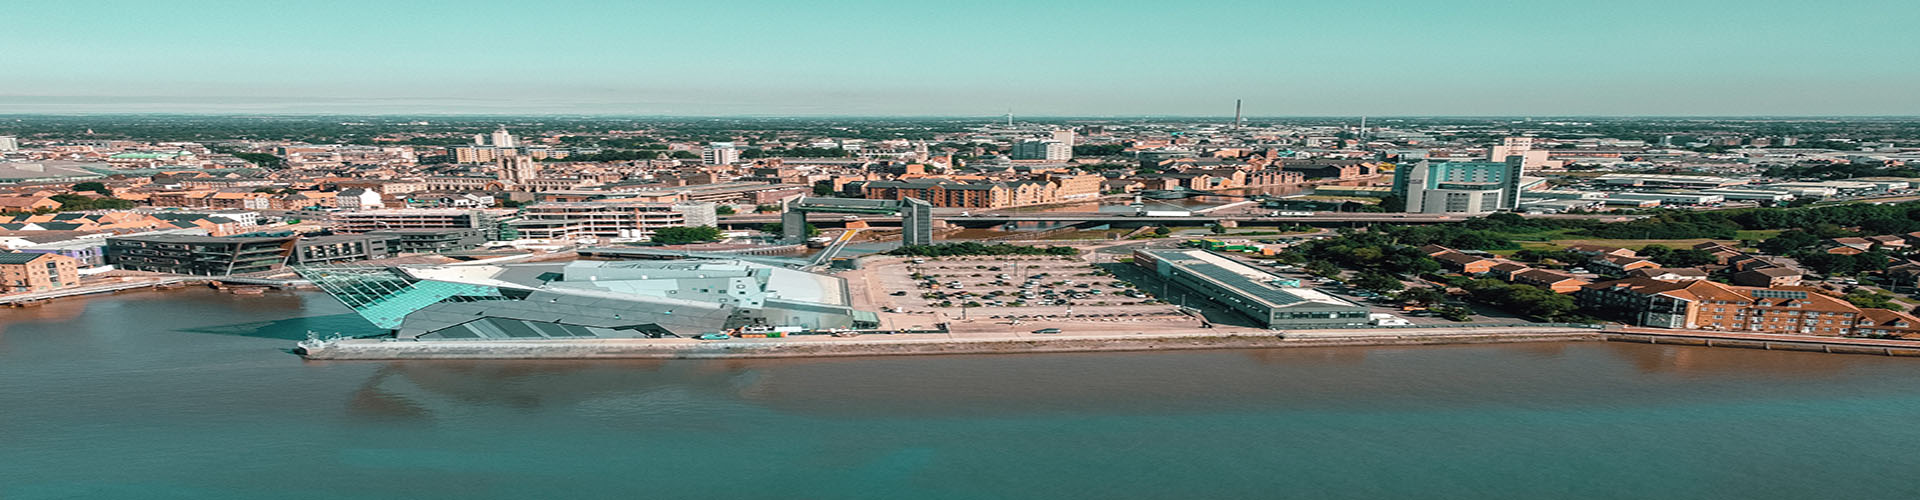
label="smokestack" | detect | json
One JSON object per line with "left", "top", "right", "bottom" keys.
{"left": 1233, "top": 99, "right": 1242, "bottom": 129}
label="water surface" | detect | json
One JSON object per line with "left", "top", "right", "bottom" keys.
{"left": 3, "top": 289, "right": 1918, "bottom": 499}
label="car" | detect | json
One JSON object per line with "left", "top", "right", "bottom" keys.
{"left": 1031, "top": 328, "right": 1062, "bottom": 334}
{"left": 695, "top": 333, "right": 732, "bottom": 340}
{"left": 891, "top": 291, "right": 908, "bottom": 296}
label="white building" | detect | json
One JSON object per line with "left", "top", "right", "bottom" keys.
{"left": 0, "top": 136, "right": 18, "bottom": 151}
{"left": 1489, "top": 136, "right": 1555, "bottom": 171}
{"left": 1392, "top": 159, "right": 1525, "bottom": 215}
{"left": 703, "top": 142, "right": 741, "bottom": 165}
{"left": 489, "top": 127, "right": 516, "bottom": 148}
{"left": 1011, "top": 140, "right": 1071, "bottom": 161}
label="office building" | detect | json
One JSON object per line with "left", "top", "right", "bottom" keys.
{"left": 1011, "top": 139, "right": 1071, "bottom": 161}
{"left": 1133, "top": 249, "right": 1367, "bottom": 327}
{"left": 489, "top": 126, "right": 516, "bottom": 148}
{"left": 105, "top": 234, "right": 296, "bottom": 276}
{"left": 509, "top": 201, "right": 717, "bottom": 240}
{"left": 331, "top": 209, "right": 494, "bottom": 233}
{"left": 0, "top": 136, "right": 18, "bottom": 151}
{"left": 291, "top": 234, "right": 391, "bottom": 265}
{"left": 367, "top": 228, "right": 486, "bottom": 253}
{"left": 703, "top": 142, "right": 740, "bottom": 165}
{"left": 1392, "top": 158, "right": 1525, "bottom": 215}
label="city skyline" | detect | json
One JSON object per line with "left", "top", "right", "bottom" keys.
{"left": 6, "top": 0, "right": 1919, "bottom": 116}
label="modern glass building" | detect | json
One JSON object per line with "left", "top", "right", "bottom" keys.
{"left": 297, "top": 259, "right": 879, "bottom": 339}
{"left": 1133, "top": 249, "right": 1368, "bottom": 328}
{"left": 1391, "top": 158, "right": 1525, "bottom": 215}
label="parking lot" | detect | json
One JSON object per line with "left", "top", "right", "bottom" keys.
{"left": 865, "top": 255, "right": 1185, "bottom": 320}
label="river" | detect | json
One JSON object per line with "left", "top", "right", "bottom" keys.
{"left": 3, "top": 288, "right": 1918, "bottom": 499}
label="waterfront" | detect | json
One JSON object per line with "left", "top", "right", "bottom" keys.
{"left": 5, "top": 289, "right": 1920, "bottom": 499}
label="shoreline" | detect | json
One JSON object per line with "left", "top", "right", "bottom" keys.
{"left": 299, "top": 328, "right": 1605, "bottom": 360}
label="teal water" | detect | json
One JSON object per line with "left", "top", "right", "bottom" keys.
{"left": 4, "top": 288, "right": 1920, "bottom": 499}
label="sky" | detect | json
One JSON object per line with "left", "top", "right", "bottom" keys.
{"left": 3, "top": 0, "right": 1918, "bottom": 116}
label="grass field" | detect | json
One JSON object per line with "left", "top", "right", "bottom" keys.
{"left": 1479, "top": 228, "right": 1781, "bottom": 256}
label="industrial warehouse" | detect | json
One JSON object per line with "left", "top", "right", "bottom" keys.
{"left": 1133, "top": 248, "right": 1369, "bottom": 327}
{"left": 295, "top": 259, "right": 878, "bottom": 340}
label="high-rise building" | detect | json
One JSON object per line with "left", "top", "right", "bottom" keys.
{"left": 1011, "top": 140, "right": 1071, "bottom": 161}
{"left": 703, "top": 142, "right": 740, "bottom": 165}
{"left": 0, "top": 136, "right": 18, "bottom": 151}
{"left": 497, "top": 154, "right": 538, "bottom": 185}
{"left": 1051, "top": 129, "right": 1076, "bottom": 148}
{"left": 490, "top": 126, "right": 516, "bottom": 148}
{"left": 1392, "top": 158, "right": 1525, "bottom": 215}
{"left": 1489, "top": 136, "right": 1552, "bottom": 171}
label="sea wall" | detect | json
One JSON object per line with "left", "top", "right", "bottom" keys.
{"left": 300, "top": 329, "right": 1604, "bottom": 361}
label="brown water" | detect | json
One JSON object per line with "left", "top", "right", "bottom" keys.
{"left": 4, "top": 288, "right": 1920, "bottom": 499}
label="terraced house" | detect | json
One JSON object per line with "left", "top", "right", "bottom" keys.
{"left": 1577, "top": 278, "right": 1920, "bottom": 336}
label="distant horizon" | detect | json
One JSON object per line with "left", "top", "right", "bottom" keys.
{"left": 9, "top": 0, "right": 1920, "bottom": 117}
{"left": 4, "top": 108, "right": 1919, "bottom": 121}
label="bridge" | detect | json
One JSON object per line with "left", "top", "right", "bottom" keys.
{"left": 719, "top": 211, "right": 1638, "bottom": 230}
{"left": 781, "top": 197, "right": 932, "bottom": 246}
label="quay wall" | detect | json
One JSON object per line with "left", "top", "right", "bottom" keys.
{"left": 1604, "top": 332, "right": 1920, "bottom": 357}
{"left": 301, "top": 329, "right": 1603, "bottom": 361}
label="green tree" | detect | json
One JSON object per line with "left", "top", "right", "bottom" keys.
{"left": 1152, "top": 226, "right": 1172, "bottom": 237}
{"left": 232, "top": 152, "right": 286, "bottom": 169}
{"left": 812, "top": 183, "right": 835, "bottom": 196}
{"left": 755, "top": 204, "right": 780, "bottom": 213}
{"left": 651, "top": 226, "right": 723, "bottom": 245}
{"left": 1396, "top": 286, "right": 1446, "bottom": 306}
{"left": 715, "top": 205, "right": 736, "bottom": 216}
{"left": 1304, "top": 260, "right": 1342, "bottom": 279}
{"left": 1208, "top": 224, "right": 1228, "bottom": 234}
{"left": 1377, "top": 195, "right": 1406, "bottom": 212}
{"left": 71, "top": 182, "right": 110, "bottom": 195}
{"left": 1352, "top": 271, "right": 1405, "bottom": 293}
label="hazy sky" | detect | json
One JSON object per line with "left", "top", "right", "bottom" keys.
{"left": 4, "top": 0, "right": 1918, "bottom": 116}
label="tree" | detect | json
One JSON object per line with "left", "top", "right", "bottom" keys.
{"left": 1377, "top": 195, "right": 1406, "bottom": 213}
{"left": 1844, "top": 289, "right": 1897, "bottom": 310}
{"left": 1152, "top": 226, "right": 1171, "bottom": 237}
{"left": 1396, "top": 286, "right": 1446, "bottom": 306}
{"left": 651, "top": 226, "right": 723, "bottom": 245}
{"left": 668, "top": 151, "right": 700, "bottom": 159}
{"left": 1759, "top": 230, "right": 1821, "bottom": 256}
{"left": 812, "top": 183, "right": 835, "bottom": 196}
{"left": 715, "top": 205, "right": 736, "bottom": 216}
{"left": 231, "top": 150, "right": 286, "bottom": 169}
{"left": 1304, "top": 260, "right": 1342, "bottom": 279}
{"left": 1208, "top": 224, "right": 1228, "bottom": 234}
{"left": 1352, "top": 271, "right": 1405, "bottom": 293}
{"left": 755, "top": 204, "right": 780, "bottom": 213}
{"left": 71, "top": 182, "right": 110, "bottom": 195}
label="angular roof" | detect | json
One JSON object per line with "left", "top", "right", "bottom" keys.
{"left": 0, "top": 252, "right": 52, "bottom": 264}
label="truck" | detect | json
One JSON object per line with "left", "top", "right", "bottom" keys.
{"left": 1139, "top": 210, "right": 1192, "bottom": 217}
{"left": 1274, "top": 211, "right": 1314, "bottom": 217}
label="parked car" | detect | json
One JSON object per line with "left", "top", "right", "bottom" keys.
{"left": 1031, "top": 328, "right": 1062, "bottom": 334}
{"left": 695, "top": 333, "right": 731, "bottom": 340}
